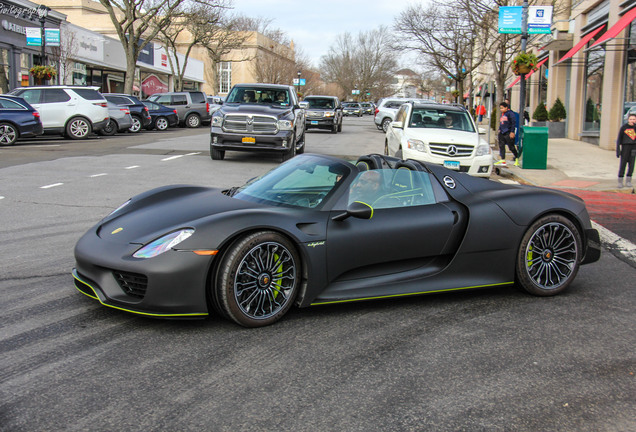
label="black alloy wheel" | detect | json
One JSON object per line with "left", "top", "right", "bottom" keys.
{"left": 99, "top": 119, "right": 117, "bottom": 136}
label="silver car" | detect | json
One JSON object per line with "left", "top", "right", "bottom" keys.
{"left": 374, "top": 98, "right": 412, "bottom": 132}
{"left": 99, "top": 101, "right": 133, "bottom": 136}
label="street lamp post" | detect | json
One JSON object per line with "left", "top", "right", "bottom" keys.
{"left": 296, "top": 70, "right": 301, "bottom": 95}
{"left": 39, "top": 6, "right": 50, "bottom": 65}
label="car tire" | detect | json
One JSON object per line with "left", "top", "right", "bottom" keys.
{"left": 384, "top": 140, "right": 389, "bottom": 156}
{"left": 99, "top": 119, "right": 117, "bottom": 136}
{"left": 338, "top": 121, "right": 342, "bottom": 132}
{"left": 66, "top": 117, "right": 92, "bottom": 139}
{"left": 155, "top": 117, "right": 169, "bottom": 131}
{"left": 186, "top": 113, "right": 201, "bottom": 128}
{"left": 129, "top": 116, "right": 142, "bottom": 133}
{"left": 296, "top": 131, "right": 305, "bottom": 154}
{"left": 211, "top": 147, "right": 225, "bottom": 160}
{"left": 331, "top": 123, "right": 337, "bottom": 134}
{"left": 0, "top": 122, "right": 18, "bottom": 146}
{"left": 516, "top": 214, "right": 582, "bottom": 296}
{"left": 376, "top": 124, "right": 383, "bottom": 131}
{"left": 381, "top": 117, "right": 391, "bottom": 133}
{"left": 215, "top": 231, "right": 300, "bottom": 327}
{"left": 281, "top": 134, "right": 297, "bottom": 162}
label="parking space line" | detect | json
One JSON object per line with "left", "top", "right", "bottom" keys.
{"left": 161, "top": 155, "right": 183, "bottom": 161}
{"left": 125, "top": 165, "right": 140, "bottom": 170}
{"left": 0, "top": 196, "right": 4, "bottom": 200}
{"left": 185, "top": 152, "right": 201, "bottom": 156}
{"left": 90, "top": 173, "right": 108, "bottom": 178}
{"left": 40, "top": 183, "right": 63, "bottom": 189}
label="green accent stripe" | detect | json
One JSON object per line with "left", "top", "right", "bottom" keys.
{"left": 72, "top": 272, "right": 208, "bottom": 318}
{"left": 310, "top": 281, "right": 515, "bottom": 306}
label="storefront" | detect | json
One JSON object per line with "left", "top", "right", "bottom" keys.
{"left": 0, "top": 0, "right": 64, "bottom": 91}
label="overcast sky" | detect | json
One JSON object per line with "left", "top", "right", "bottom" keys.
{"left": 231, "top": 0, "right": 422, "bottom": 69}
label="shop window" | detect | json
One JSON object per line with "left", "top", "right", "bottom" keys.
{"left": 219, "top": 62, "right": 231, "bottom": 93}
{"left": 73, "top": 62, "right": 87, "bottom": 86}
{"left": 0, "top": 48, "right": 10, "bottom": 93}
{"left": 583, "top": 35, "right": 605, "bottom": 132}
{"left": 624, "top": 21, "right": 636, "bottom": 121}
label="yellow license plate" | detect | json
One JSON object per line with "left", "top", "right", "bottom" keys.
{"left": 242, "top": 137, "right": 256, "bottom": 144}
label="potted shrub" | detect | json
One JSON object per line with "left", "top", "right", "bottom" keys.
{"left": 547, "top": 97, "right": 567, "bottom": 138}
{"left": 511, "top": 52, "right": 539, "bottom": 75}
{"left": 532, "top": 102, "right": 548, "bottom": 127}
{"left": 29, "top": 65, "right": 57, "bottom": 82}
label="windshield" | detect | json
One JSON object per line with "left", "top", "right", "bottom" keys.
{"left": 408, "top": 108, "right": 475, "bottom": 132}
{"left": 233, "top": 155, "right": 350, "bottom": 208}
{"left": 226, "top": 87, "right": 291, "bottom": 106}
{"left": 305, "top": 98, "right": 335, "bottom": 109}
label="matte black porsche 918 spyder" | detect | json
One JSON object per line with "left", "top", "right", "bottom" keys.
{"left": 73, "top": 153, "right": 601, "bottom": 327}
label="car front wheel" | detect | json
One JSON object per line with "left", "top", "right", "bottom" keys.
{"left": 214, "top": 231, "right": 300, "bottom": 327}
{"left": 211, "top": 147, "right": 225, "bottom": 160}
{"left": 0, "top": 122, "right": 18, "bottom": 146}
{"left": 66, "top": 117, "right": 92, "bottom": 139}
{"left": 516, "top": 214, "right": 582, "bottom": 296}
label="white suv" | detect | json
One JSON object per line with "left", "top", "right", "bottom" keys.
{"left": 385, "top": 102, "right": 493, "bottom": 177}
{"left": 374, "top": 98, "right": 412, "bottom": 132}
{"left": 9, "top": 86, "right": 109, "bottom": 139}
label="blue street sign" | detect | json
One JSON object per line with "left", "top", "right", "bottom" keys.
{"left": 45, "top": 29, "right": 60, "bottom": 46}
{"left": 498, "top": 6, "right": 522, "bottom": 34}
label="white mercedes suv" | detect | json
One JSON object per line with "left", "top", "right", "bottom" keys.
{"left": 385, "top": 102, "right": 493, "bottom": 177}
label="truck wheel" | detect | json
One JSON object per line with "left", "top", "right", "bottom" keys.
{"left": 211, "top": 147, "right": 225, "bottom": 160}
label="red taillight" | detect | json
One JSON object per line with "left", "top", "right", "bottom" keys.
{"left": 120, "top": 108, "right": 130, "bottom": 115}
{"left": 94, "top": 102, "right": 108, "bottom": 108}
{"left": 33, "top": 111, "right": 40, "bottom": 118}
{"left": 206, "top": 102, "right": 210, "bottom": 113}
{"left": 144, "top": 107, "right": 149, "bottom": 113}
{"left": 374, "top": 108, "right": 379, "bottom": 117}
{"left": 173, "top": 109, "right": 177, "bottom": 115}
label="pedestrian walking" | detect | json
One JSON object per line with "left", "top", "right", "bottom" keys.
{"left": 476, "top": 104, "right": 486, "bottom": 123}
{"left": 616, "top": 113, "right": 636, "bottom": 188}
{"left": 495, "top": 102, "right": 520, "bottom": 166}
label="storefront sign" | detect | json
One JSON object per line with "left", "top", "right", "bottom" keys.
{"left": 142, "top": 74, "right": 168, "bottom": 96}
{"left": 137, "top": 40, "right": 154, "bottom": 65}
{"left": 45, "top": 28, "right": 60, "bottom": 46}
{"left": 2, "top": 19, "right": 26, "bottom": 34}
{"left": 499, "top": 6, "right": 522, "bottom": 34}
{"left": 25, "top": 26, "right": 40, "bottom": 45}
{"left": 0, "top": 1, "right": 45, "bottom": 21}
{"left": 528, "top": 6, "right": 553, "bottom": 34}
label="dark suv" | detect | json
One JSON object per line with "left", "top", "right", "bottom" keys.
{"left": 210, "top": 83, "right": 305, "bottom": 162}
{"left": 303, "top": 95, "right": 342, "bottom": 133}
{"left": 103, "top": 94, "right": 151, "bottom": 133}
{"left": 147, "top": 91, "right": 210, "bottom": 128}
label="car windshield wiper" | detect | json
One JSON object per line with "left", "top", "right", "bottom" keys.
{"left": 223, "top": 186, "right": 240, "bottom": 197}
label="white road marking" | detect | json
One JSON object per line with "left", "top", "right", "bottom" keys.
{"left": 593, "top": 221, "right": 636, "bottom": 263}
{"left": 185, "top": 152, "right": 201, "bottom": 156}
{"left": 40, "top": 183, "right": 63, "bottom": 189}
{"left": 161, "top": 155, "right": 183, "bottom": 161}
{"left": 0, "top": 196, "right": 4, "bottom": 200}
{"left": 125, "top": 165, "right": 140, "bottom": 169}
{"left": 90, "top": 173, "right": 108, "bottom": 178}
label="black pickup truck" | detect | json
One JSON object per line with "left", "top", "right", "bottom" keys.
{"left": 210, "top": 83, "right": 306, "bottom": 162}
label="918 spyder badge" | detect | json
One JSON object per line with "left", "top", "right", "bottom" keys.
{"left": 307, "top": 241, "right": 325, "bottom": 248}
{"left": 111, "top": 227, "right": 123, "bottom": 234}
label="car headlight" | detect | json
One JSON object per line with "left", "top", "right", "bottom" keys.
{"left": 407, "top": 139, "right": 427, "bottom": 152}
{"left": 324, "top": 111, "right": 335, "bottom": 117}
{"left": 278, "top": 119, "right": 294, "bottom": 130}
{"left": 211, "top": 115, "right": 223, "bottom": 127}
{"left": 475, "top": 143, "right": 491, "bottom": 156}
{"left": 133, "top": 229, "right": 194, "bottom": 259}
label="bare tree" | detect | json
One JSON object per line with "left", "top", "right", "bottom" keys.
{"left": 49, "top": 23, "right": 79, "bottom": 85}
{"left": 98, "top": 0, "right": 186, "bottom": 94}
{"left": 320, "top": 27, "right": 397, "bottom": 101}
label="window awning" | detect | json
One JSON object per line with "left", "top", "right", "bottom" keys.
{"left": 507, "top": 76, "right": 521, "bottom": 89}
{"left": 555, "top": 25, "right": 606, "bottom": 64}
{"left": 590, "top": 7, "right": 636, "bottom": 47}
{"left": 526, "top": 57, "right": 549, "bottom": 78}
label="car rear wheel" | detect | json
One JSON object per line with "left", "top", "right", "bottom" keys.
{"left": 516, "top": 214, "right": 582, "bottom": 296}
{"left": 211, "top": 147, "right": 225, "bottom": 160}
{"left": 0, "top": 122, "right": 18, "bottom": 146}
{"left": 384, "top": 140, "right": 389, "bottom": 156}
{"left": 186, "top": 113, "right": 201, "bottom": 128}
{"left": 215, "top": 231, "right": 300, "bottom": 327}
{"left": 99, "top": 119, "right": 117, "bottom": 136}
{"left": 338, "top": 121, "right": 342, "bottom": 132}
{"left": 129, "top": 116, "right": 142, "bottom": 133}
{"left": 381, "top": 117, "right": 391, "bottom": 132}
{"left": 155, "top": 116, "right": 169, "bottom": 131}
{"left": 66, "top": 117, "right": 91, "bottom": 139}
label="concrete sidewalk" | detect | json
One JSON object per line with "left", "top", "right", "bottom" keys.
{"left": 496, "top": 137, "right": 635, "bottom": 193}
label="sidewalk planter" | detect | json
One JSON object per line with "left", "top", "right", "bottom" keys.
{"left": 548, "top": 121, "right": 566, "bottom": 138}
{"left": 521, "top": 126, "right": 548, "bottom": 169}
{"left": 531, "top": 121, "right": 547, "bottom": 127}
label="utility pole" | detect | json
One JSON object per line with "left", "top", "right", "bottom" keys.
{"left": 518, "top": 0, "right": 529, "bottom": 153}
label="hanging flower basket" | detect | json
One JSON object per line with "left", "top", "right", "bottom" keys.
{"left": 511, "top": 52, "right": 539, "bottom": 76}
{"left": 29, "top": 65, "right": 57, "bottom": 80}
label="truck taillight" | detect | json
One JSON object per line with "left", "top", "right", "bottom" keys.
{"left": 206, "top": 102, "right": 210, "bottom": 113}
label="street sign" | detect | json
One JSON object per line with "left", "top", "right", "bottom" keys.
{"left": 498, "top": 6, "right": 522, "bottom": 34}
{"left": 351, "top": 89, "right": 360, "bottom": 95}
{"left": 293, "top": 78, "right": 306, "bottom": 86}
{"left": 45, "top": 29, "right": 60, "bottom": 46}
{"left": 26, "top": 27, "right": 41, "bottom": 46}
{"left": 528, "top": 6, "right": 553, "bottom": 34}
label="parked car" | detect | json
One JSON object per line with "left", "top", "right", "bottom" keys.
{"left": 103, "top": 93, "right": 151, "bottom": 133}
{"left": 303, "top": 95, "right": 343, "bottom": 133}
{"left": 374, "top": 97, "right": 411, "bottom": 132}
{"left": 147, "top": 91, "right": 210, "bottom": 128}
{"left": 385, "top": 101, "right": 492, "bottom": 177}
{"left": 9, "top": 86, "right": 109, "bottom": 139}
{"left": 210, "top": 83, "right": 305, "bottom": 161}
{"left": 142, "top": 101, "right": 179, "bottom": 131}
{"left": 207, "top": 96, "right": 224, "bottom": 114}
{"left": 0, "top": 94, "right": 43, "bottom": 146}
{"left": 72, "top": 152, "right": 600, "bottom": 327}
{"left": 99, "top": 101, "right": 133, "bottom": 136}
{"left": 360, "top": 102, "right": 374, "bottom": 115}
{"left": 342, "top": 102, "right": 362, "bottom": 117}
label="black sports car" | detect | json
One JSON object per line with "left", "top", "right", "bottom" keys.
{"left": 73, "top": 154, "right": 601, "bottom": 327}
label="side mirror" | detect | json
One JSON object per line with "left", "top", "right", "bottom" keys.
{"left": 332, "top": 201, "right": 373, "bottom": 221}
{"left": 391, "top": 121, "right": 403, "bottom": 129}
{"left": 478, "top": 126, "right": 486, "bottom": 135}
{"left": 299, "top": 101, "right": 309, "bottom": 109}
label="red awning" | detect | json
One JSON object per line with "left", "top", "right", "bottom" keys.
{"left": 556, "top": 25, "right": 605, "bottom": 63}
{"left": 526, "top": 57, "right": 549, "bottom": 78}
{"left": 507, "top": 76, "right": 521, "bottom": 89}
{"left": 591, "top": 7, "right": 636, "bottom": 47}
{"left": 463, "top": 92, "right": 470, "bottom": 99}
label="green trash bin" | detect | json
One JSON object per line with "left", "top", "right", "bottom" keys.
{"left": 521, "top": 126, "right": 548, "bottom": 169}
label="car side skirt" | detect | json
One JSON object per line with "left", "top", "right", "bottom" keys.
{"left": 72, "top": 269, "right": 208, "bottom": 318}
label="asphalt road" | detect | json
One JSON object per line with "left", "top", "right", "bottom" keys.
{"left": 1, "top": 117, "right": 634, "bottom": 431}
